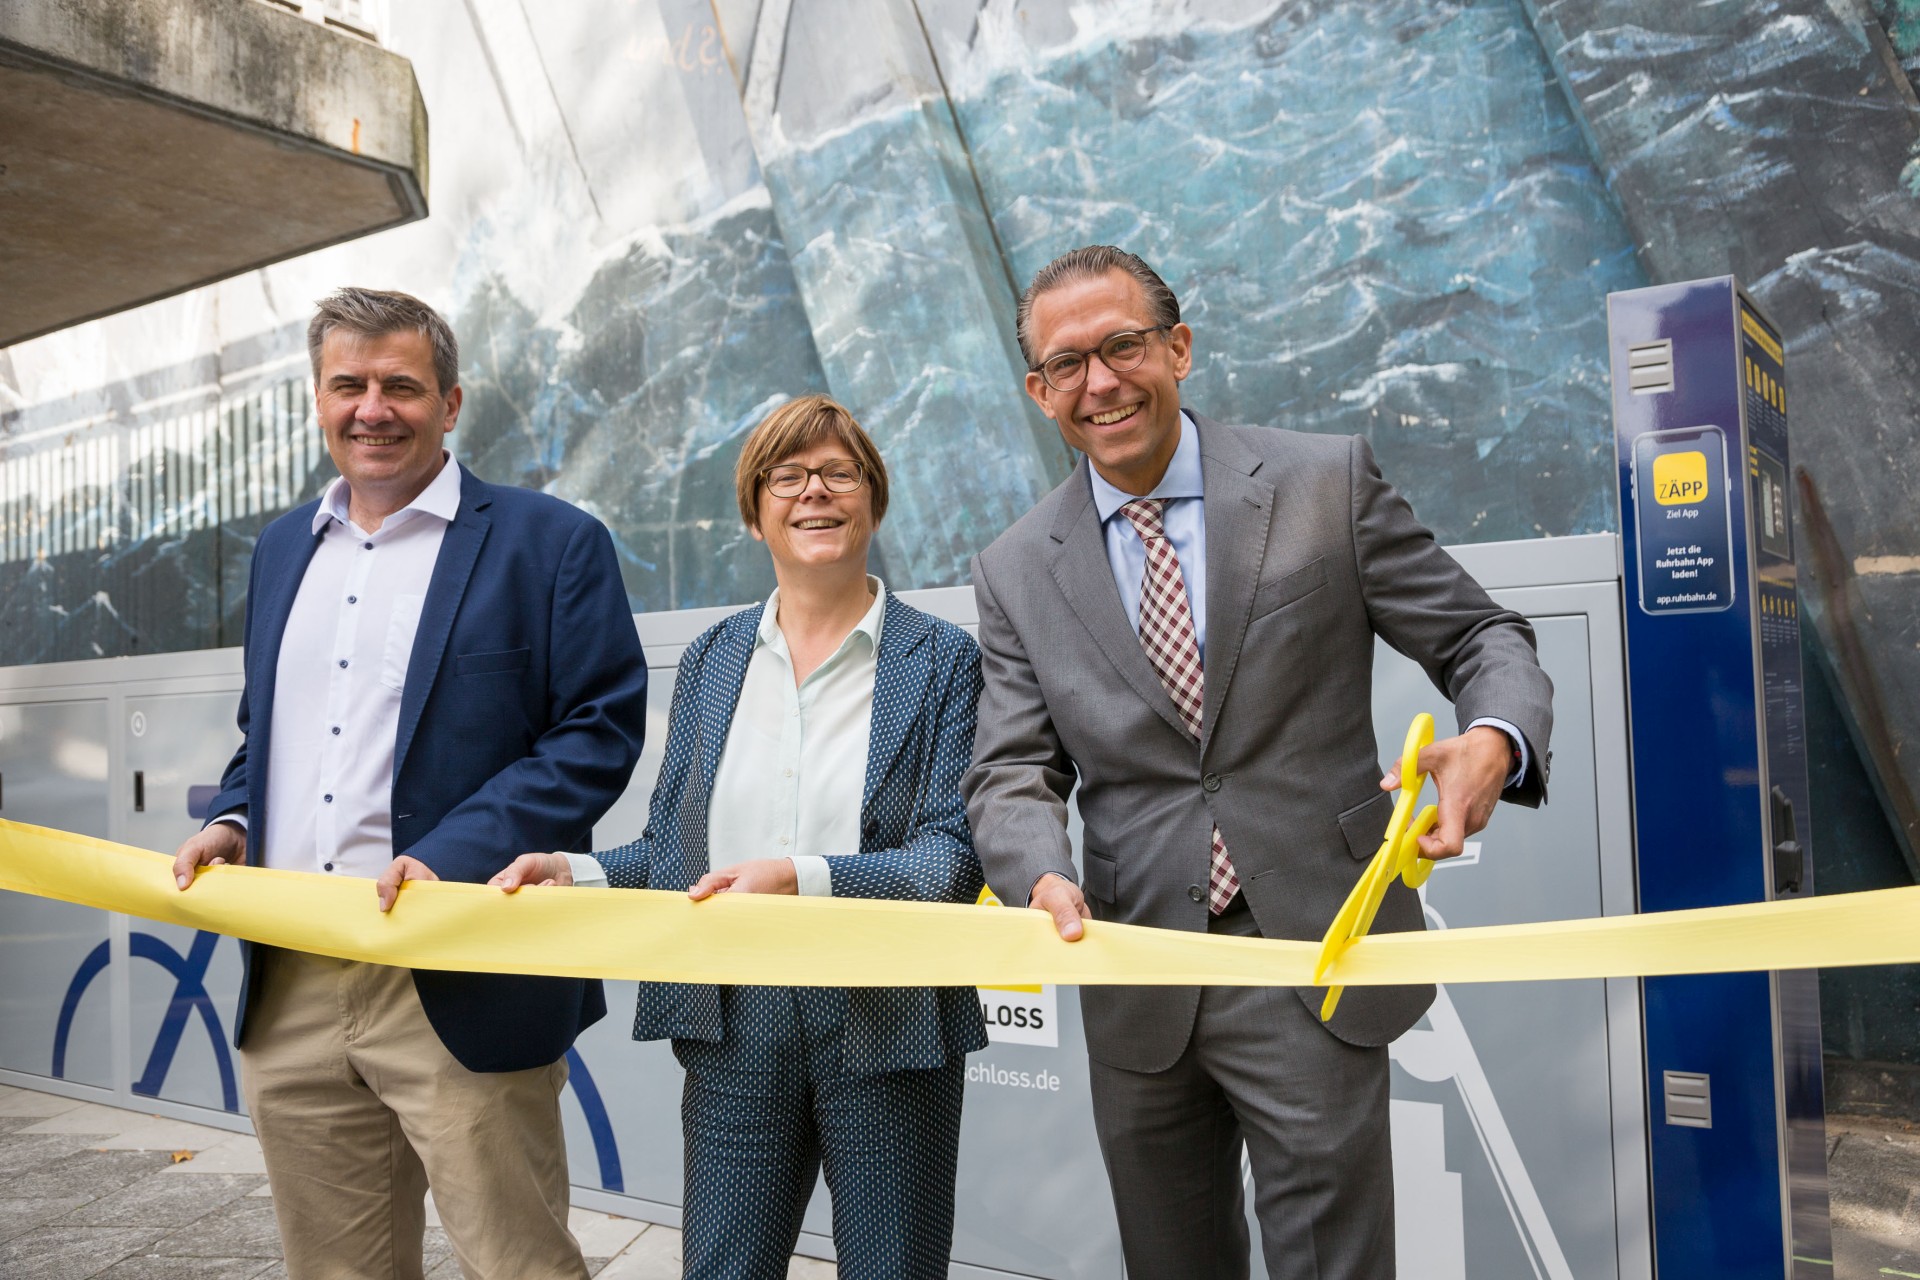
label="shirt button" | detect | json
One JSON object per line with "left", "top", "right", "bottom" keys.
{"left": 338, "top": 659, "right": 348, "bottom": 669}
{"left": 324, "top": 862, "right": 335, "bottom": 872}
{"left": 1202, "top": 773, "right": 1221, "bottom": 793}
{"left": 1188, "top": 884, "right": 1205, "bottom": 903}
{"left": 330, "top": 726, "right": 341, "bottom": 735}
{"left": 363, "top": 541, "right": 373, "bottom": 550}
{"left": 323, "top": 794, "right": 333, "bottom": 803}
{"left": 779, "top": 836, "right": 789, "bottom": 845}
{"left": 784, "top": 769, "right": 793, "bottom": 778}
{"left": 347, "top": 595, "right": 357, "bottom": 604}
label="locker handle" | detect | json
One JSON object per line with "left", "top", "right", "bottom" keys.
{"left": 1770, "top": 785, "right": 1803, "bottom": 895}
{"left": 134, "top": 770, "right": 145, "bottom": 814}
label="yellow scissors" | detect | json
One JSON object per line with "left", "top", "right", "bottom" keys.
{"left": 1312, "top": 713, "right": 1440, "bottom": 1021}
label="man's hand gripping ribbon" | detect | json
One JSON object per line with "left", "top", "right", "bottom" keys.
{"left": 1313, "top": 713, "right": 1440, "bottom": 1021}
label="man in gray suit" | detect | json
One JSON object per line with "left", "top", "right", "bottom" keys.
{"left": 962, "top": 245, "right": 1553, "bottom": 1279}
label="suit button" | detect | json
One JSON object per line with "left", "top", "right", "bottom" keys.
{"left": 1188, "top": 884, "right": 1205, "bottom": 903}
{"left": 1202, "top": 773, "right": 1221, "bottom": 793}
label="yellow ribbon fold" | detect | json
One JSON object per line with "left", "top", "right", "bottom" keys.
{"left": 4, "top": 818, "right": 1920, "bottom": 988}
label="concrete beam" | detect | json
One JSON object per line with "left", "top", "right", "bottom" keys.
{"left": 0, "top": 0, "right": 428, "bottom": 348}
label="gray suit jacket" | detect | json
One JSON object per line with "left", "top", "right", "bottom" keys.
{"left": 963, "top": 417, "right": 1553, "bottom": 1072}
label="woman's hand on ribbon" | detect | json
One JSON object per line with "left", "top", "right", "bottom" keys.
{"left": 689, "top": 858, "right": 799, "bottom": 900}
{"left": 171, "top": 821, "right": 247, "bottom": 890}
{"left": 489, "top": 853, "right": 574, "bottom": 893}
{"left": 1378, "top": 724, "right": 1511, "bottom": 860}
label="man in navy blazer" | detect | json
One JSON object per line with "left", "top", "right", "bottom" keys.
{"left": 171, "top": 288, "right": 647, "bottom": 1280}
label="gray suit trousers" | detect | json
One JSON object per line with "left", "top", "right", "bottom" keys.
{"left": 1088, "top": 905, "right": 1394, "bottom": 1280}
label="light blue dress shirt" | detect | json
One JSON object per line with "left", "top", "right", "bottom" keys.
{"left": 1086, "top": 413, "right": 1529, "bottom": 782}
{"left": 1088, "top": 411, "right": 1210, "bottom": 659}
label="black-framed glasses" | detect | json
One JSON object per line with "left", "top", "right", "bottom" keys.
{"left": 1032, "top": 326, "right": 1170, "bottom": 392}
{"left": 759, "top": 458, "right": 867, "bottom": 498}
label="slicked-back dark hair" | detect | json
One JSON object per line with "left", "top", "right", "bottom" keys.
{"left": 307, "top": 287, "right": 460, "bottom": 394}
{"left": 1015, "top": 245, "right": 1181, "bottom": 368}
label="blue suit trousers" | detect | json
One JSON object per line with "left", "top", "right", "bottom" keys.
{"left": 676, "top": 987, "right": 965, "bottom": 1280}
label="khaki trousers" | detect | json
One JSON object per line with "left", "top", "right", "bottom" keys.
{"left": 239, "top": 947, "right": 589, "bottom": 1280}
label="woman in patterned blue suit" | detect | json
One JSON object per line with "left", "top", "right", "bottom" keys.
{"left": 492, "top": 394, "right": 987, "bottom": 1280}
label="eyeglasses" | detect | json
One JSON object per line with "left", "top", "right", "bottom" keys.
{"left": 1032, "top": 326, "right": 1170, "bottom": 392}
{"left": 759, "top": 458, "right": 867, "bottom": 498}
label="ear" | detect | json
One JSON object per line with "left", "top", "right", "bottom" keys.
{"left": 1024, "top": 371, "right": 1058, "bottom": 421}
{"left": 748, "top": 521, "right": 766, "bottom": 544}
{"left": 1166, "top": 324, "right": 1194, "bottom": 383}
{"left": 441, "top": 384, "right": 464, "bottom": 434}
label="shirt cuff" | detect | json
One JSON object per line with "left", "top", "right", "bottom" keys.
{"left": 1466, "top": 717, "right": 1529, "bottom": 788}
{"left": 791, "top": 856, "right": 834, "bottom": 898}
{"left": 208, "top": 810, "right": 247, "bottom": 831}
{"left": 563, "top": 852, "right": 608, "bottom": 888}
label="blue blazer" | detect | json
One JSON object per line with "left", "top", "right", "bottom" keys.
{"left": 596, "top": 592, "right": 989, "bottom": 1077}
{"left": 208, "top": 471, "right": 649, "bottom": 1073}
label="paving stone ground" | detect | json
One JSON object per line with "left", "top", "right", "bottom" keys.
{"left": 0, "top": 1084, "right": 833, "bottom": 1280}
{"left": 1, "top": 1081, "right": 1915, "bottom": 1277}
{"left": 1828, "top": 1114, "right": 1920, "bottom": 1280}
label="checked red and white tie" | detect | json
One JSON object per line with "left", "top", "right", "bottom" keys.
{"left": 1117, "top": 498, "right": 1240, "bottom": 914}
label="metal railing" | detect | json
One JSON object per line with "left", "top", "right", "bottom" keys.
{"left": 0, "top": 378, "right": 323, "bottom": 567}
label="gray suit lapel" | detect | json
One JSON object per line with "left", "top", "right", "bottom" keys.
{"left": 1194, "top": 418, "right": 1274, "bottom": 744}
{"left": 1047, "top": 460, "right": 1192, "bottom": 740}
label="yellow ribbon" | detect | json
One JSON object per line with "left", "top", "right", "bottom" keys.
{"left": 4, "top": 818, "right": 1920, "bottom": 987}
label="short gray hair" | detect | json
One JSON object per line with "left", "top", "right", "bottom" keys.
{"left": 1015, "top": 246, "right": 1181, "bottom": 368}
{"left": 307, "top": 287, "right": 460, "bottom": 393}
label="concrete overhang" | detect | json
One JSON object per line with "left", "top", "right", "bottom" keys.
{"left": 0, "top": 0, "right": 428, "bottom": 348}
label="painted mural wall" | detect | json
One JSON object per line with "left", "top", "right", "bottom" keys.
{"left": 1, "top": 0, "right": 1645, "bottom": 665}
{"left": 3, "top": 0, "right": 1919, "bottom": 1073}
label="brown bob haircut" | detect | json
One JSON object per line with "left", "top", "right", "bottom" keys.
{"left": 734, "top": 394, "right": 890, "bottom": 530}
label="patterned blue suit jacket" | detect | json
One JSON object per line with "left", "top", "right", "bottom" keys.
{"left": 596, "top": 591, "right": 989, "bottom": 1076}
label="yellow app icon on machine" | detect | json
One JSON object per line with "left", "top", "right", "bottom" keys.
{"left": 1653, "top": 450, "right": 1709, "bottom": 505}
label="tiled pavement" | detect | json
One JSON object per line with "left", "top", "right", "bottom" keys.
{"left": 0, "top": 1083, "right": 834, "bottom": 1280}
{"left": 5, "top": 1079, "right": 1919, "bottom": 1278}
{"left": 1829, "top": 1113, "right": 1920, "bottom": 1280}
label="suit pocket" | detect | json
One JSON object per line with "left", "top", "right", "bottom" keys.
{"left": 1336, "top": 790, "right": 1394, "bottom": 861}
{"left": 1082, "top": 848, "right": 1117, "bottom": 904}
{"left": 1249, "top": 557, "right": 1328, "bottom": 622}
{"left": 455, "top": 647, "right": 531, "bottom": 676}
{"left": 379, "top": 594, "right": 426, "bottom": 691}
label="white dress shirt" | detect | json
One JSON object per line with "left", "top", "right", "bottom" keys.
{"left": 569, "top": 577, "right": 887, "bottom": 895}
{"left": 217, "top": 457, "right": 463, "bottom": 877}
{"left": 1087, "top": 415, "right": 1530, "bottom": 781}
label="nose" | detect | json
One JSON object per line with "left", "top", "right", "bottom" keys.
{"left": 1084, "top": 352, "right": 1122, "bottom": 396}
{"left": 354, "top": 384, "right": 394, "bottom": 424}
{"left": 797, "top": 471, "right": 833, "bottom": 499}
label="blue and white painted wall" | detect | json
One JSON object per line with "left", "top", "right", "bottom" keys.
{"left": 2, "top": 0, "right": 1917, "bottom": 1065}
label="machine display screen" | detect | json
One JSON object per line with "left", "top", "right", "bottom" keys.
{"left": 1633, "top": 424, "right": 1736, "bottom": 614}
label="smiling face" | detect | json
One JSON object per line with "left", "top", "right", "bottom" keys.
{"left": 316, "top": 328, "right": 460, "bottom": 522}
{"left": 750, "top": 438, "right": 877, "bottom": 576}
{"left": 1023, "top": 268, "right": 1192, "bottom": 496}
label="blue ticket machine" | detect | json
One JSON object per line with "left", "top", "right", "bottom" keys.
{"left": 1608, "top": 278, "right": 1831, "bottom": 1278}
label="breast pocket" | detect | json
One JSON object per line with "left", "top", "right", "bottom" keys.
{"left": 455, "top": 648, "right": 532, "bottom": 677}
{"left": 1249, "top": 556, "right": 1328, "bottom": 622}
{"left": 379, "top": 594, "right": 426, "bottom": 692}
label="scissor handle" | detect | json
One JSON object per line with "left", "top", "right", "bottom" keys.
{"left": 1315, "top": 713, "right": 1440, "bottom": 1020}
{"left": 1399, "top": 713, "right": 1435, "bottom": 797}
